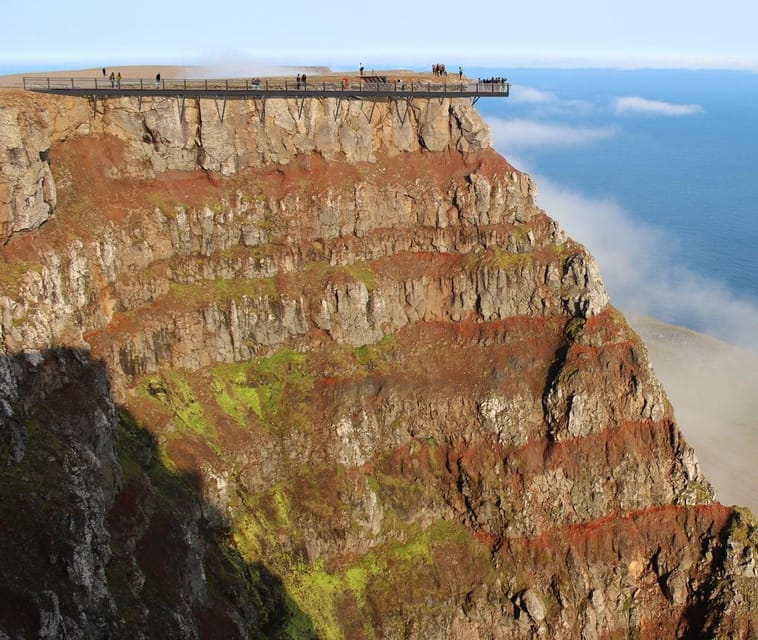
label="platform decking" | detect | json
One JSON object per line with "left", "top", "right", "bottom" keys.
{"left": 20, "top": 76, "right": 510, "bottom": 101}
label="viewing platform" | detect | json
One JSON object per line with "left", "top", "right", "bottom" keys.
{"left": 20, "top": 75, "right": 510, "bottom": 103}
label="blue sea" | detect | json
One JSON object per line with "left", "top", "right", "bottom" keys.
{"left": 472, "top": 68, "right": 758, "bottom": 348}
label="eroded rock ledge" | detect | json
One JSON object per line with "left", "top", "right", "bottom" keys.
{"left": 0, "top": 90, "right": 490, "bottom": 242}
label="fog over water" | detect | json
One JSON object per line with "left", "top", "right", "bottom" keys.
{"left": 479, "top": 67, "right": 758, "bottom": 351}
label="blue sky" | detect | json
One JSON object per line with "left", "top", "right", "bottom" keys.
{"left": 3, "top": 0, "right": 757, "bottom": 71}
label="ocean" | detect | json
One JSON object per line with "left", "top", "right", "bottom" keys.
{"left": 472, "top": 67, "right": 758, "bottom": 349}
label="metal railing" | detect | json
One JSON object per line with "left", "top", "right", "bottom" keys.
{"left": 16, "top": 76, "right": 510, "bottom": 97}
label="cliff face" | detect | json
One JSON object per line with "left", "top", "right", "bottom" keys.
{"left": 0, "top": 89, "right": 755, "bottom": 639}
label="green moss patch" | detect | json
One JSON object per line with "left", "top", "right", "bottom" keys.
{"left": 282, "top": 520, "right": 489, "bottom": 639}
{"left": 210, "top": 349, "right": 313, "bottom": 430}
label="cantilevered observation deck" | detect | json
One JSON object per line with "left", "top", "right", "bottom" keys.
{"left": 21, "top": 74, "right": 509, "bottom": 122}
{"left": 22, "top": 75, "right": 510, "bottom": 102}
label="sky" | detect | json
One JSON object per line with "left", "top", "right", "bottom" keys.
{"left": 3, "top": 0, "right": 758, "bottom": 72}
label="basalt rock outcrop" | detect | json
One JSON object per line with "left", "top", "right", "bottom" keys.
{"left": 0, "top": 87, "right": 755, "bottom": 639}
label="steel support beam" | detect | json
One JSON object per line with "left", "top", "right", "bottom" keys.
{"left": 393, "top": 96, "right": 413, "bottom": 125}
{"left": 297, "top": 95, "right": 306, "bottom": 120}
{"left": 214, "top": 96, "right": 227, "bottom": 122}
{"left": 362, "top": 99, "right": 378, "bottom": 124}
{"left": 253, "top": 96, "right": 266, "bottom": 123}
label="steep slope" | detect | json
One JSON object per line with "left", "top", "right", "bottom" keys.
{"left": 0, "top": 88, "right": 755, "bottom": 639}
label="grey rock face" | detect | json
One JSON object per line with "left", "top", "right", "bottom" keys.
{"left": 0, "top": 93, "right": 492, "bottom": 243}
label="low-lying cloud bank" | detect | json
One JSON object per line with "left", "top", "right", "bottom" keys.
{"left": 535, "top": 179, "right": 758, "bottom": 350}
{"left": 509, "top": 86, "right": 558, "bottom": 104}
{"left": 613, "top": 96, "right": 704, "bottom": 116}
{"left": 488, "top": 118, "right": 618, "bottom": 149}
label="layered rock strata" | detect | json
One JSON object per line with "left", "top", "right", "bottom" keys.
{"left": 0, "top": 89, "right": 755, "bottom": 639}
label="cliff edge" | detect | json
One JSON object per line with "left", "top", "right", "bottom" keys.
{"left": 0, "top": 88, "right": 755, "bottom": 639}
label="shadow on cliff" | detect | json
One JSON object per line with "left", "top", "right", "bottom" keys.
{"left": 0, "top": 346, "right": 316, "bottom": 639}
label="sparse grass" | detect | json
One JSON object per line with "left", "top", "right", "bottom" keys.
{"left": 344, "top": 262, "right": 377, "bottom": 291}
{"left": 0, "top": 260, "right": 42, "bottom": 291}
{"left": 168, "top": 276, "right": 278, "bottom": 307}
{"left": 467, "top": 245, "right": 534, "bottom": 272}
{"left": 144, "top": 191, "right": 186, "bottom": 216}
{"left": 167, "top": 371, "right": 211, "bottom": 436}
{"left": 353, "top": 334, "right": 397, "bottom": 372}
{"left": 138, "top": 370, "right": 215, "bottom": 441}
{"left": 487, "top": 248, "right": 534, "bottom": 270}
{"left": 564, "top": 316, "right": 586, "bottom": 342}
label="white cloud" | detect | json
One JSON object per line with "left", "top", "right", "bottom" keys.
{"left": 613, "top": 96, "right": 704, "bottom": 116}
{"left": 508, "top": 85, "right": 596, "bottom": 115}
{"left": 510, "top": 86, "right": 558, "bottom": 104}
{"left": 488, "top": 117, "right": 618, "bottom": 150}
{"left": 535, "top": 178, "right": 758, "bottom": 350}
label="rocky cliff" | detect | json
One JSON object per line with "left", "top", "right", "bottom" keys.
{"left": 0, "top": 88, "right": 755, "bottom": 639}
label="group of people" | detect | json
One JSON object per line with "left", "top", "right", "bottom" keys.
{"left": 102, "top": 67, "right": 121, "bottom": 88}
{"left": 478, "top": 76, "right": 509, "bottom": 93}
{"left": 101, "top": 67, "right": 164, "bottom": 90}
{"left": 479, "top": 76, "right": 508, "bottom": 85}
{"left": 432, "top": 63, "right": 447, "bottom": 76}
